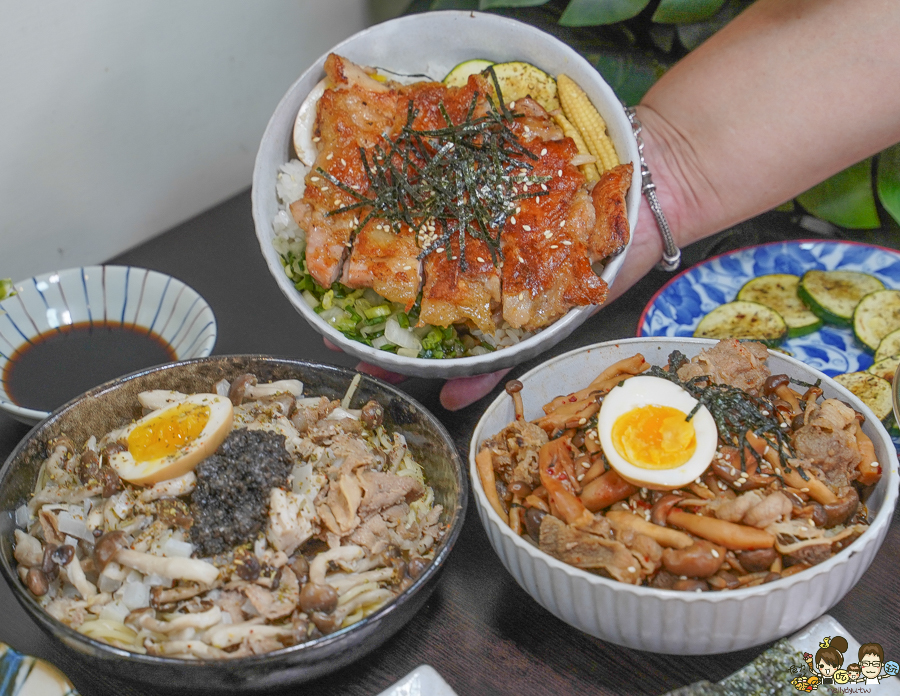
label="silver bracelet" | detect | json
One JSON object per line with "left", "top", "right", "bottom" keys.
{"left": 625, "top": 106, "right": 682, "bottom": 272}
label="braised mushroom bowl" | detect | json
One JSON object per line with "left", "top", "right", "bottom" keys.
{"left": 0, "top": 356, "right": 466, "bottom": 691}
{"left": 251, "top": 11, "right": 641, "bottom": 380}
{"left": 469, "top": 337, "right": 898, "bottom": 654}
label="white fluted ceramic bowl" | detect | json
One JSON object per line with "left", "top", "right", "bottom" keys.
{"left": 0, "top": 266, "right": 216, "bottom": 425}
{"left": 251, "top": 11, "right": 640, "bottom": 379}
{"left": 469, "top": 337, "right": 899, "bottom": 654}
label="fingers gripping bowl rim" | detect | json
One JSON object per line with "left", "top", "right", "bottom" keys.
{"left": 468, "top": 337, "right": 899, "bottom": 654}
{"left": 251, "top": 11, "right": 641, "bottom": 379}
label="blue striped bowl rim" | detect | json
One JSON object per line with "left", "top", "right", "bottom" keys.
{"left": 0, "top": 266, "right": 216, "bottom": 423}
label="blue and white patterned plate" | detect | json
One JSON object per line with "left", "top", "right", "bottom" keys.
{"left": 639, "top": 240, "right": 900, "bottom": 446}
{"left": 0, "top": 643, "right": 78, "bottom": 696}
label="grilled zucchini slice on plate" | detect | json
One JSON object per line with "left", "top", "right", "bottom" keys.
{"left": 868, "top": 355, "right": 900, "bottom": 382}
{"left": 693, "top": 301, "right": 788, "bottom": 345}
{"left": 443, "top": 59, "right": 494, "bottom": 88}
{"left": 797, "top": 270, "right": 885, "bottom": 326}
{"left": 875, "top": 326, "right": 900, "bottom": 362}
{"left": 833, "top": 371, "right": 894, "bottom": 422}
{"left": 736, "top": 274, "right": 822, "bottom": 337}
{"left": 853, "top": 288, "right": 900, "bottom": 352}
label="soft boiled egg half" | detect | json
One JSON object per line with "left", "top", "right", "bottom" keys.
{"left": 106, "top": 393, "right": 233, "bottom": 486}
{"left": 596, "top": 376, "right": 718, "bottom": 490}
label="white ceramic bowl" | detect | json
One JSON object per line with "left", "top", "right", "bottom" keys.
{"left": 0, "top": 266, "right": 216, "bottom": 425}
{"left": 468, "top": 337, "right": 899, "bottom": 654}
{"left": 251, "top": 11, "right": 641, "bottom": 379}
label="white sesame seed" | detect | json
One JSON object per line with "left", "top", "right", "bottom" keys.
{"left": 711, "top": 549, "right": 720, "bottom": 558}
{"left": 550, "top": 244, "right": 558, "bottom": 249}
{"left": 516, "top": 207, "right": 521, "bottom": 214}
{"left": 436, "top": 247, "right": 444, "bottom": 253}
{"left": 761, "top": 410, "right": 769, "bottom": 416}
{"left": 582, "top": 460, "right": 590, "bottom": 468}
{"left": 452, "top": 256, "right": 458, "bottom": 261}
{"left": 510, "top": 217, "right": 517, "bottom": 225}
{"left": 718, "top": 482, "right": 727, "bottom": 491}
{"left": 310, "top": 176, "right": 320, "bottom": 182}
{"left": 312, "top": 136, "right": 321, "bottom": 142}
{"left": 780, "top": 422, "right": 788, "bottom": 429}
{"left": 800, "top": 526, "right": 808, "bottom": 531}
{"left": 523, "top": 184, "right": 529, "bottom": 191}
{"left": 544, "top": 231, "right": 552, "bottom": 239}
{"left": 577, "top": 474, "right": 585, "bottom": 482}
{"left": 509, "top": 101, "right": 515, "bottom": 108}
{"left": 558, "top": 169, "right": 563, "bottom": 176}
{"left": 518, "top": 255, "right": 525, "bottom": 264}
{"left": 541, "top": 148, "right": 547, "bottom": 156}
{"left": 477, "top": 257, "right": 485, "bottom": 263}
{"left": 562, "top": 240, "right": 572, "bottom": 246}
{"left": 334, "top": 199, "right": 341, "bottom": 206}
{"left": 541, "top": 184, "right": 548, "bottom": 191}
{"left": 559, "top": 220, "right": 566, "bottom": 227}
{"left": 403, "top": 265, "right": 412, "bottom": 271}
{"left": 800, "top": 487, "right": 809, "bottom": 492}
{"left": 579, "top": 418, "right": 587, "bottom": 425}
{"left": 340, "top": 158, "right": 347, "bottom": 166}
{"left": 680, "top": 575, "right": 687, "bottom": 580}
{"left": 775, "top": 468, "right": 782, "bottom": 475}
{"left": 524, "top": 125, "right": 530, "bottom": 133}
{"left": 326, "top": 153, "right": 333, "bottom": 160}
{"left": 627, "top": 567, "right": 636, "bottom": 574}
{"left": 695, "top": 478, "right": 701, "bottom": 484}
{"left": 523, "top": 225, "right": 531, "bottom": 231}
{"left": 518, "top": 292, "right": 525, "bottom": 300}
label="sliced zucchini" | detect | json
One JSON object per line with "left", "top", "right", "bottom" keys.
{"left": 797, "top": 270, "right": 885, "bottom": 326}
{"left": 875, "top": 326, "right": 900, "bottom": 362}
{"left": 832, "top": 371, "right": 893, "bottom": 422}
{"left": 489, "top": 61, "right": 560, "bottom": 113}
{"left": 693, "top": 301, "right": 788, "bottom": 346}
{"left": 736, "top": 274, "right": 822, "bottom": 337}
{"left": 868, "top": 355, "right": 900, "bottom": 382}
{"left": 852, "top": 288, "right": 900, "bottom": 352}
{"left": 443, "top": 59, "right": 494, "bottom": 88}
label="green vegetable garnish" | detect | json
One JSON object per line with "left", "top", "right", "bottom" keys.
{"left": 0, "top": 279, "right": 14, "bottom": 301}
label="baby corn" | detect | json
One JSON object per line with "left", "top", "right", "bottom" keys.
{"left": 557, "top": 74, "right": 619, "bottom": 172}
{"left": 552, "top": 112, "right": 601, "bottom": 182}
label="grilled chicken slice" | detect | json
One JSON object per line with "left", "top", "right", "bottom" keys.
{"left": 419, "top": 234, "right": 501, "bottom": 334}
{"left": 292, "top": 54, "right": 399, "bottom": 287}
{"left": 500, "top": 102, "right": 610, "bottom": 330}
{"left": 341, "top": 220, "right": 421, "bottom": 310}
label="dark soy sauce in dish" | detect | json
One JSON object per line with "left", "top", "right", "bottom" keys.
{"left": 3, "top": 322, "right": 177, "bottom": 412}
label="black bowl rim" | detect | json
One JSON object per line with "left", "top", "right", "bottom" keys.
{"left": 0, "top": 354, "right": 467, "bottom": 668}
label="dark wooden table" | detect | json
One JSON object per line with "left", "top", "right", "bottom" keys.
{"left": 1, "top": 189, "right": 898, "bottom": 695}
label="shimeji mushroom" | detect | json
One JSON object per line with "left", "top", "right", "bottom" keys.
{"left": 115, "top": 548, "right": 219, "bottom": 585}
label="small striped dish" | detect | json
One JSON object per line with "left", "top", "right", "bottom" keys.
{"left": 0, "top": 642, "right": 78, "bottom": 696}
{"left": 0, "top": 266, "right": 216, "bottom": 425}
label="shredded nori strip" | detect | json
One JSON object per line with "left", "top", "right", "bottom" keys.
{"left": 318, "top": 77, "right": 550, "bottom": 269}
{"left": 190, "top": 429, "right": 293, "bottom": 557}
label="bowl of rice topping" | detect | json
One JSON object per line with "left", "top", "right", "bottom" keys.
{"left": 0, "top": 356, "right": 466, "bottom": 691}
{"left": 470, "top": 337, "right": 898, "bottom": 654}
{"left": 251, "top": 11, "right": 640, "bottom": 378}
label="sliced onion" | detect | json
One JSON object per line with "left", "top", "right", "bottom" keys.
{"left": 58, "top": 511, "right": 92, "bottom": 541}
{"left": 121, "top": 581, "right": 151, "bottom": 610}
{"left": 14, "top": 505, "right": 29, "bottom": 529}
{"left": 384, "top": 317, "right": 422, "bottom": 352}
{"left": 163, "top": 539, "right": 194, "bottom": 558}
{"left": 371, "top": 335, "right": 392, "bottom": 350}
{"left": 99, "top": 600, "right": 130, "bottom": 623}
{"left": 397, "top": 348, "right": 419, "bottom": 358}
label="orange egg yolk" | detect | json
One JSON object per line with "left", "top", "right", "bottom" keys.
{"left": 127, "top": 402, "right": 210, "bottom": 463}
{"left": 610, "top": 404, "right": 696, "bottom": 469}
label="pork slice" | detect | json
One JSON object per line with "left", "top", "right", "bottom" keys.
{"left": 357, "top": 471, "right": 425, "bottom": 518}
{"left": 539, "top": 515, "right": 641, "bottom": 584}
{"left": 348, "top": 513, "right": 390, "bottom": 555}
{"left": 792, "top": 399, "right": 861, "bottom": 489}
{"left": 676, "top": 339, "right": 771, "bottom": 394}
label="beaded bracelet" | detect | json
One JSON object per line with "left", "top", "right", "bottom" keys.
{"left": 625, "top": 106, "right": 682, "bottom": 272}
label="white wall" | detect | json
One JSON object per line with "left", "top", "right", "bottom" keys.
{"left": 0, "top": 0, "right": 369, "bottom": 279}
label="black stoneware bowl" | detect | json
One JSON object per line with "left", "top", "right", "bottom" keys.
{"left": 0, "top": 356, "right": 466, "bottom": 692}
